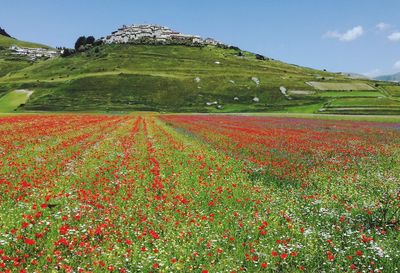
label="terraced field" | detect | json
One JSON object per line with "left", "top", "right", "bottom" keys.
{"left": 322, "top": 97, "right": 400, "bottom": 115}
{"left": 307, "top": 82, "right": 375, "bottom": 91}
{"left": 0, "top": 114, "right": 399, "bottom": 272}
{"left": 383, "top": 85, "right": 400, "bottom": 97}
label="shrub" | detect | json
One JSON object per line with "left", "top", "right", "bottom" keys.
{"left": 94, "top": 39, "right": 103, "bottom": 46}
{"left": 255, "top": 54, "right": 266, "bottom": 60}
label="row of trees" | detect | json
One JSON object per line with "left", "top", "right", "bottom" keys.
{"left": 75, "top": 36, "right": 103, "bottom": 51}
{"left": 61, "top": 36, "right": 103, "bottom": 57}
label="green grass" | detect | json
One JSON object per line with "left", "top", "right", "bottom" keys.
{"left": 317, "top": 91, "right": 384, "bottom": 98}
{"left": 0, "top": 46, "right": 34, "bottom": 78}
{"left": 279, "top": 102, "right": 324, "bottom": 113}
{"left": 320, "top": 97, "right": 400, "bottom": 115}
{"left": 0, "top": 43, "right": 396, "bottom": 114}
{"left": 329, "top": 97, "right": 400, "bottom": 107}
{"left": 0, "top": 35, "right": 51, "bottom": 49}
{"left": 0, "top": 36, "right": 52, "bottom": 79}
{"left": 0, "top": 90, "right": 33, "bottom": 112}
{"left": 383, "top": 85, "right": 400, "bottom": 97}
{"left": 0, "top": 44, "right": 341, "bottom": 112}
{"left": 0, "top": 58, "right": 32, "bottom": 77}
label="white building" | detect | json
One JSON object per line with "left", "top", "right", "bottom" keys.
{"left": 9, "top": 45, "right": 59, "bottom": 61}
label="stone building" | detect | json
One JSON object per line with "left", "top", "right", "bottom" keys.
{"left": 102, "top": 24, "right": 227, "bottom": 46}
{"left": 9, "top": 45, "right": 59, "bottom": 61}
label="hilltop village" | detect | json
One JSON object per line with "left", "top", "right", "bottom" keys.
{"left": 102, "top": 24, "right": 227, "bottom": 46}
{"left": 6, "top": 24, "right": 230, "bottom": 61}
{"left": 5, "top": 24, "right": 233, "bottom": 62}
{"left": 9, "top": 45, "right": 59, "bottom": 61}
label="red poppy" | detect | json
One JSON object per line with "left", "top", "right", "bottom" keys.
{"left": 149, "top": 230, "right": 160, "bottom": 239}
{"left": 327, "top": 251, "right": 334, "bottom": 261}
{"left": 24, "top": 238, "right": 35, "bottom": 245}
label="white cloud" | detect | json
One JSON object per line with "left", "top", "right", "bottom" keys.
{"left": 394, "top": 60, "right": 400, "bottom": 70}
{"left": 324, "top": 26, "right": 364, "bottom": 42}
{"left": 376, "top": 22, "right": 390, "bottom": 31}
{"left": 363, "top": 69, "right": 381, "bottom": 78}
{"left": 388, "top": 32, "right": 400, "bottom": 41}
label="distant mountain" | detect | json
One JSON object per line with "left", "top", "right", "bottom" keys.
{"left": 340, "top": 72, "right": 370, "bottom": 80}
{"left": 0, "top": 27, "right": 11, "bottom": 38}
{"left": 375, "top": 72, "right": 400, "bottom": 82}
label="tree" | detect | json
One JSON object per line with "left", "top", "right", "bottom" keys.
{"left": 93, "top": 39, "right": 103, "bottom": 46}
{"left": 86, "top": 36, "right": 95, "bottom": 45}
{"left": 75, "top": 36, "right": 87, "bottom": 51}
{"left": 229, "top": 46, "right": 241, "bottom": 51}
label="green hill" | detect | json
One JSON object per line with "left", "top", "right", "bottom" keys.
{"left": 1, "top": 39, "right": 399, "bottom": 113}
{"left": 0, "top": 35, "right": 51, "bottom": 49}
{"left": 0, "top": 35, "right": 53, "bottom": 78}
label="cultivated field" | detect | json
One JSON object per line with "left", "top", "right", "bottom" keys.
{"left": 307, "top": 82, "right": 375, "bottom": 91}
{"left": 383, "top": 85, "right": 400, "bottom": 97}
{"left": 0, "top": 114, "right": 399, "bottom": 272}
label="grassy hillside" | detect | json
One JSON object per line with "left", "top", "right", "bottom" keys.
{"left": 0, "top": 43, "right": 399, "bottom": 113}
{"left": 0, "top": 90, "right": 33, "bottom": 113}
{"left": 0, "top": 36, "right": 52, "bottom": 79}
{"left": 0, "top": 35, "right": 51, "bottom": 49}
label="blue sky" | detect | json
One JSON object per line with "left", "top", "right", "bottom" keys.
{"left": 1, "top": 0, "right": 399, "bottom": 76}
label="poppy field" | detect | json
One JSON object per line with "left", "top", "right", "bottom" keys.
{"left": 0, "top": 114, "right": 399, "bottom": 273}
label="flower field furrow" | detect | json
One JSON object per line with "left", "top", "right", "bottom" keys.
{"left": 161, "top": 116, "right": 397, "bottom": 180}
{"left": 0, "top": 116, "right": 130, "bottom": 200}
{"left": 0, "top": 115, "right": 124, "bottom": 159}
{"left": 0, "top": 114, "right": 399, "bottom": 272}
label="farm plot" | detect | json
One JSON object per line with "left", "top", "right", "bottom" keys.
{"left": 383, "top": 85, "right": 400, "bottom": 97}
{"left": 0, "top": 114, "right": 399, "bottom": 272}
{"left": 307, "top": 82, "right": 375, "bottom": 91}
{"left": 317, "top": 91, "right": 384, "bottom": 98}
{"left": 321, "top": 97, "right": 400, "bottom": 114}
